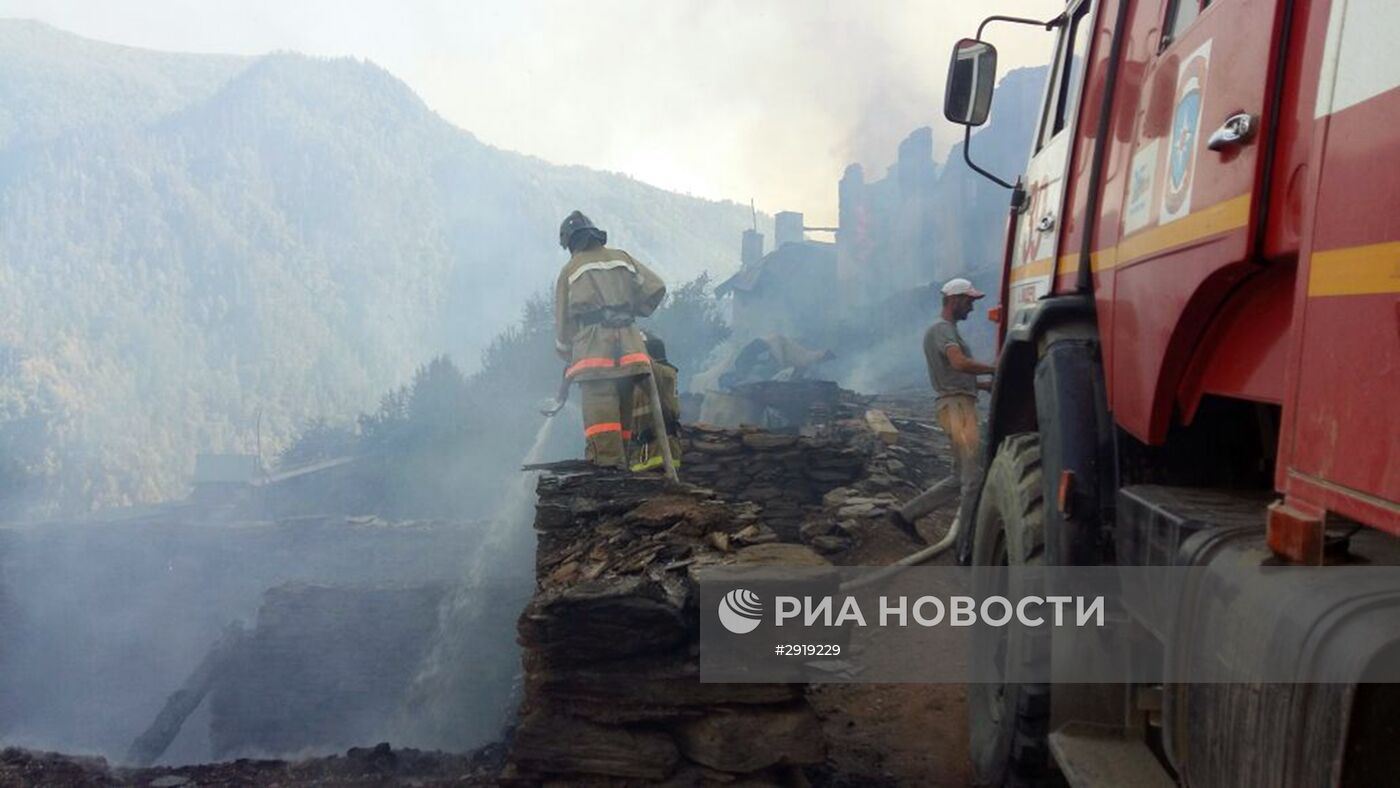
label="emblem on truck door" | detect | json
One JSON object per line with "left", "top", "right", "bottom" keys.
{"left": 1162, "top": 41, "right": 1211, "bottom": 224}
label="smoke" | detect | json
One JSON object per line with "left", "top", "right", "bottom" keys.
{"left": 4, "top": 0, "right": 1060, "bottom": 228}
{"left": 390, "top": 412, "right": 575, "bottom": 751}
{"left": 841, "top": 81, "right": 943, "bottom": 183}
{"left": 0, "top": 286, "right": 608, "bottom": 763}
{"left": 0, "top": 517, "right": 482, "bottom": 762}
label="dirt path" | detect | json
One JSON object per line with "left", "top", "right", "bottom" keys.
{"left": 811, "top": 505, "right": 972, "bottom": 787}
{"left": 811, "top": 680, "right": 971, "bottom": 787}
{"left": 807, "top": 391, "right": 975, "bottom": 786}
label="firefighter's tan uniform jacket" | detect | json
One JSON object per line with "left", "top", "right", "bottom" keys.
{"left": 554, "top": 246, "right": 666, "bottom": 380}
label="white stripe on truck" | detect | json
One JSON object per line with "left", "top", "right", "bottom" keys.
{"left": 1316, "top": 0, "right": 1400, "bottom": 118}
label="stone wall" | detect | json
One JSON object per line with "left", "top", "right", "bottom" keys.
{"left": 509, "top": 469, "right": 831, "bottom": 784}
{"left": 507, "top": 403, "right": 951, "bottom": 784}
{"left": 680, "top": 399, "right": 950, "bottom": 557}
{"left": 679, "top": 425, "right": 868, "bottom": 542}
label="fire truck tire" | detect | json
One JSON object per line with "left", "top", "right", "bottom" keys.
{"left": 968, "top": 432, "right": 1056, "bottom": 788}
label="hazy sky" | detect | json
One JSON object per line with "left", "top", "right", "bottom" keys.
{"left": 1, "top": 0, "right": 1062, "bottom": 225}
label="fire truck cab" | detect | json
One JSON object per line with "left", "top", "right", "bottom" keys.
{"left": 944, "top": 0, "right": 1400, "bottom": 784}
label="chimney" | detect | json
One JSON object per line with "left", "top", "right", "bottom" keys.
{"left": 741, "top": 229, "right": 765, "bottom": 266}
{"left": 774, "top": 211, "right": 805, "bottom": 249}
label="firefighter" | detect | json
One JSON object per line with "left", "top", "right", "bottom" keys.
{"left": 554, "top": 211, "right": 667, "bottom": 469}
{"left": 923, "top": 277, "right": 995, "bottom": 542}
{"left": 629, "top": 332, "right": 682, "bottom": 472}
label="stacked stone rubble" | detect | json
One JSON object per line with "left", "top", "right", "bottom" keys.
{"left": 679, "top": 426, "right": 867, "bottom": 543}
{"left": 508, "top": 401, "right": 952, "bottom": 784}
{"left": 508, "top": 468, "right": 830, "bottom": 785}
{"left": 679, "top": 398, "right": 950, "bottom": 557}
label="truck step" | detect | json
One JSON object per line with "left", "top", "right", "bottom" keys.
{"left": 1049, "top": 723, "right": 1175, "bottom": 788}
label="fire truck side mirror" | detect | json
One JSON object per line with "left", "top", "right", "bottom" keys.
{"left": 944, "top": 38, "right": 998, "bottom": 127}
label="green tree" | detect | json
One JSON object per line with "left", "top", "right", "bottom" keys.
{"left": 278, "top": 418, "right": 358, "bottom": 469}
{"left": 406, "top": 356, "right": 473, "bottom": 441}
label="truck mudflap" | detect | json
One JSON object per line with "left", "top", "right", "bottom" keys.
{"left": 1117, "top": 486, "right": 1400, "bottom": 786}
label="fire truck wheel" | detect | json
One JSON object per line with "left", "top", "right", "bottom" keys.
{"left": 968, "top": 432, "right": 1056, "bottom": 787}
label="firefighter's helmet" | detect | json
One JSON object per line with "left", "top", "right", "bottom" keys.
{"left": 559, "top": 211, "right": 598, "bottom": 249}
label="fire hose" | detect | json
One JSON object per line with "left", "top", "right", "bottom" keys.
{"left": 839, "top": 475, "right": 960, "bottom": 593}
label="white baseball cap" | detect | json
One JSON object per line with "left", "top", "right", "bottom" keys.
{"left": 941, "top": 277, "right": 986, "bottom": 299}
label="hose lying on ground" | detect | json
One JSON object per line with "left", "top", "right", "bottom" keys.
{"left": 838, "top": 510, "right": 963, "bottom": 593}
{"left": 895, "top": 475, "right": 956, "bottom": 524}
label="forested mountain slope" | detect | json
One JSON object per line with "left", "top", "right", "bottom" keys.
{"left": 0, "top": 21, "right": 758, "bottom": 516}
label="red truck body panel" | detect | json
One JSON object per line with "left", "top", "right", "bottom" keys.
{"left": 1002, "top": 0, "right": 1399, "bottom": 532}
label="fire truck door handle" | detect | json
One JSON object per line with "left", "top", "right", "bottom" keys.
{"left": 1036, "top": 214, "right": 1056, "bottom": 233}
{"left": 1208, "top": 112, "right": 1255, "bottom": 151}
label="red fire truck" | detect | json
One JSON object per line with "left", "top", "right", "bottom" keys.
{"left": 943, "top": 0, "right": 1399, "bottom": 784}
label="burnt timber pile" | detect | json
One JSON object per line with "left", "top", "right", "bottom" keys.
{"left": 507, "top": 394, "right": 951, "bottom": 784}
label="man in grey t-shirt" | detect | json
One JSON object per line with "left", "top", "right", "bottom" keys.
{"left": 922, "top": 278, "right": 996, "bottom": 555}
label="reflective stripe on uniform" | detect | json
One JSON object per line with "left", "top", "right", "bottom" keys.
{"left": 567, "top": 353, "right": 651, "bottom": 378}
{"left": 567, "top": 357, "right": 616, "bottom": 377}
{"left": 567, "top": 259, "right": 637, "bottom": 285}
{"left": 583, "top": 421, "right": 624, "bottom": 438}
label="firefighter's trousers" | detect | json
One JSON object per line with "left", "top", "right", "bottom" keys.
{"left": 580, "top": 377, "right": 635, "bottom": 469}
{"left": 936, "top": 394, "right": 983, "bottom": 529}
